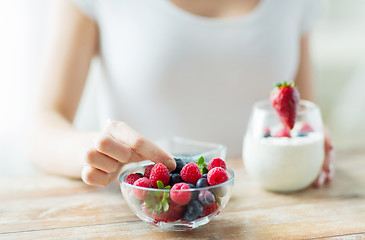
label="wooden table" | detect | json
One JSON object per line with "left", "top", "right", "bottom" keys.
{"left": 1, "top": 150, "right": 365, "bottom": 240}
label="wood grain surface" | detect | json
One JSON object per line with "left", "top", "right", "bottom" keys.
{"left": 1, "top": 150, "right": 365, "bottom": 240}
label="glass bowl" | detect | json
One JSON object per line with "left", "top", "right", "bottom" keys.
{"left": 119, "top": 164, "right": 234, "bottom": 231}
{"left": 155, "top": 137, "right": 227, "bottom": 162}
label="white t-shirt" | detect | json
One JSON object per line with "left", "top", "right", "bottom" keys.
{"left": 73, "top": 0, "right": 320, "bottom": 157}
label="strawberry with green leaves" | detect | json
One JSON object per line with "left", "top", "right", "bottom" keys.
{"left": 270, "top": 81, "right": 300, "bottom": 130}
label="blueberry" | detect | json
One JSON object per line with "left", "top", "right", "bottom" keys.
{"left": 198, "top": 190, "right": 215, "bottom": 206}
{"left": 135, "top": 173, "right": 143, "bottom": 178}
{"left": 297, "top": 131, "right": 308, "bottom": 137}
{"left": 263, "top": 132, "right": 271, "bottom": 138}
{"left": 202, "top": 173, "right": 208, "bottom": 179}
{"left": 169, "top": 173, "right": 183, "bottom": 186}
{"left": 183, "top": 211, "right": 196, "bottom": 222}
{"left": 196, "top": 178, "right": 209, "bottom": 188}
{"left": 186, "top": 183, "right": 195, "bottom": 188}
{"left": 172, "top": 158, "right": 186, "bottom": 174}
{"left": 186, "top": 183, "right": 198, "bottom": 200}
{"left": 184, "top": 200, "right": 203, "bottom": 221}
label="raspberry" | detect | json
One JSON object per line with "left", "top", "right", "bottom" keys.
{"left": 207, "top": 158, "right": 227, "bottom": 171}
{"left": 263, "top": 127, "right": 271, "bottom": 138}
{"left": 170, "top": 183, "right": 191, "bottom": 205}
{"left": 143, "top": 164, "right": 155, "bottom": 178}
{"left": 133, "top": 177, "right": 151, "bottom": 200}
{"left": 300, "top": 123, "right": 314, "bottom": 133}
{"left": 125, "top": 173, "right": 141, "bottom": 185}
{"left": 200, "top": 201, "right": 219, "bottom": 217}
{"left": 275, "top": 128, "right": 291, "bottom": 138}
{"left": 207, "top": 167, "right": 228, "bottom": 186}
{"left": 142, "top": 200, "right": 185, "bottom": 223}
{"left": 181, "top": 163, "right": 202, "bottom": 185}
{"left": 149, "top": 163, "right": 170, "bottom": 188}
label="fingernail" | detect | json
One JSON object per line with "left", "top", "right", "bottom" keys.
{"left": 165, "top": 158, "right": 176, "bottom": 171}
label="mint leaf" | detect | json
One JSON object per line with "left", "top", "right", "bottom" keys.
{"left": 144, "top": 191, "right": 160, "bottom": 207}
{"left": 162, "top": 199, "right": 169, "bottom": 212}
{"left": 197, "top": 156, "right": 208, "bottom": 174}
{"left": 201, "top": 163, "right": 208, "bottom": 174}
{"left": 156, "top": 202, "right": 162, "bottom": 212}
{"left": 157, "top": 180, "right": 165, "bottom": 189}
{"left": 144, "top": 182, "right": 171, "bottom": 214}
{"left": 197, "top": 156, "right": 205, "bottom": 165}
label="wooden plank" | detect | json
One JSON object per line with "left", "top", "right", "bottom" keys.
{"left": 0, "top": 151, "right": 364, "bottom": 239}
{"left": 322, "top": 233, "right": 365, "bottom": 239}
{"left": 0, "top": 198, "right": 364, "bottom": 240}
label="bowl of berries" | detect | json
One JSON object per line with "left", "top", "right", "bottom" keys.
{"left": 120, "top": 157, "right": 234, "bottom": 230}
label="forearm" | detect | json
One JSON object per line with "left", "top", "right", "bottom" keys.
{"left": 295, "top": 33, "right": 315, "bottom": 102}
{"left": 27, "top": 110, "right": 99, "bottom": 178}
{"left": 27, "top": 0, "right": 100, "bottom": 178}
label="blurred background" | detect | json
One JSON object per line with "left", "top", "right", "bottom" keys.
{"left": 1, "top": 0, "right": 365, "bottom": 175}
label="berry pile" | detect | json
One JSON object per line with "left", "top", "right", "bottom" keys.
{"left": 125, "top": 157, "right": 230, "bottom": 223}
{"left": 262, "top": 122, "right": 314, "bottom": 139}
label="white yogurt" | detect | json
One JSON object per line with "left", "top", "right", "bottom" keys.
{"left": 243, "top": 132, "right": 324, "bottom": 192}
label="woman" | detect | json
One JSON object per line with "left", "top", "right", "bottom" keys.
{"left": 28, "top": 0, "right": 334, "bottom": 187}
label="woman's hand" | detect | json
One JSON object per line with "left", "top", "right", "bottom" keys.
{"left": 82, "top": 121, "right": 176, "bottom": 186}
{"left": 313, "top": 128, "right": 335, "bottom": 187}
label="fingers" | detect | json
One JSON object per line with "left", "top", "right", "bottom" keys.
{"left": 83, "top": 149, "right": 124, "bottom": 187}
{"left": 95, "top": 134, "right": 146, "bottom": 163}
{"left": 313, "top": 128, "right": 335, "bottom": 188}
{"left": 324, "top": 143, "right": 335, "bottom": 183}
{"left": 82, "top": 165, "right": 112, "bottom": 187}
{"left": 104, "top": 121, "right": 176, "bottom": 171}
{"left": 323, "top": 128, "right": 335, "bottom": 184}
{"left": 85, "top": 148, "right": 120, "bottom": 173}
{"left": 95, "top": 135, "right": 132, "bottom": 162}
{"left": 82, "top": 120, "right": 176, "bottom": 187}
{"left": 313, "top": 170, "right": 326, "bottom": 188}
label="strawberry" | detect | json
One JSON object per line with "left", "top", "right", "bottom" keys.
{"left": 200, "top": 201, "right": 219, "bottom": 218}
{"left": 270, "top": 81, "right": 300, "bottom": 130}
{"left": 142, "top": 200, "right": 185, "bottom": 223}
{"left": 275, "top": 128, "right": 291, "bottom": 138}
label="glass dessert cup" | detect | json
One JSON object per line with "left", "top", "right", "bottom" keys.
{"left": 243, "top": 100, "right": 325, "bottom": 192}
{"left": 119, "top": 165, "right": 234, "bottom": 231}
